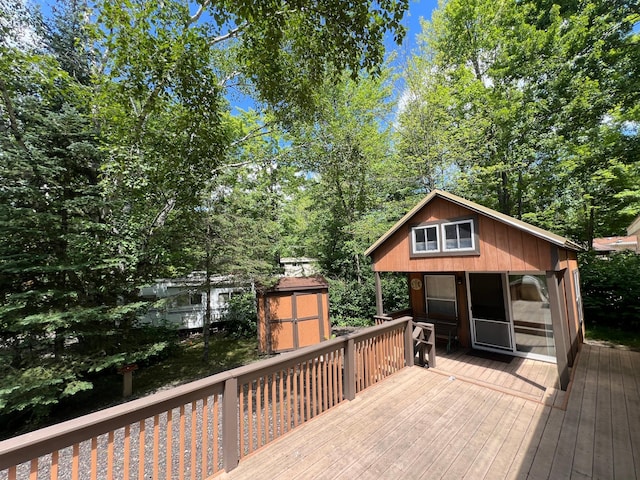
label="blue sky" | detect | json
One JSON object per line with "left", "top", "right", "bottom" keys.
{"left": 384, "top": 0, "right": 439, "bottom": 107}
{"left": 390, "top": 0, "right": 439, "bottom": 65}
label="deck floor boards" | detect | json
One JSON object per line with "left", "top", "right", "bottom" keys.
{"left": 220, "top": 345, "right": 639, "bottom": 480}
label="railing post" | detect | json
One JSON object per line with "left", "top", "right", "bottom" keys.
{"left": 222, "top": 377, "right": 239, "bottom": 472}
{"left": 404, "top": 318, "right": 415, "bottom": 367}
{"left": 344, "top": 338, "right": 356, "bottom": 401}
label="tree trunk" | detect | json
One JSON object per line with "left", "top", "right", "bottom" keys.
{"left": 587, "top": 202, "right": 595, "bottom": 251}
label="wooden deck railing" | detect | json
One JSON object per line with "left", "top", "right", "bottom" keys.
{"left": 0, "top": 316, "right": 414, "bottom": 480}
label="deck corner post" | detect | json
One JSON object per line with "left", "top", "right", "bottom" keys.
{"left": 546, "top": 272, "right": 571, "bottom": 391}
{"left": 344, "top": 338, "right": 356, "bottom": 400}
{"left": 222, "top": 376, "right": 239, "bottom": 472}
{"left": 404, "top": 318, "right": 415, "bottom": 367}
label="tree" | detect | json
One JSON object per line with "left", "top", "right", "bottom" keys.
{"left": 401, "top": 0, "right": 640, "bottom": 243}
{"left": 0, "top": 4, "right": 176, "bottom": 427}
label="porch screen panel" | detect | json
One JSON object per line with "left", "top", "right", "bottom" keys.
{"left": 509, "top": 275, "right": 555, "bottom": 358}
{"left": 474, "top": 319, "right": 511, "bottom": 349}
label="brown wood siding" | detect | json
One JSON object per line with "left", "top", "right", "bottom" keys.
{"left": 408, "top": 273, "right": 425, "bottom": 315}
{"left": 372, "top": 198, "right": 554, "bottom": 273}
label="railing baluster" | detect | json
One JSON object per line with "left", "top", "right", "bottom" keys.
{"left": 166, "top": 410, "right": 172, "bottom": 480}
{"left": 256, "top": 379, "right": 262, "bottom": 449}
{"left": 305, "top": 360, "right": 311, "bottom": 420}
{"left": 153, "top": 414, "right": 159, "bottom": 480}
{"left": 51, "top": 450, "right": 59, "bottom": 480}
{"left": 271, "top": 373, "right": 277, "bottom": 440}
{"left": 213, "top": 394, "right": 219, "bottom": 473}
{"left": 293, "top": 366, "right": 299, "bottom": 427}
{"left": 278, "top": 370, "right": 284, "bottom": 435}
{"left": 8, "top": 466, "right": 16, "bottom": 480}
{"left": 190, "top": 401, "right": 197, "bottom": 480}
{"left": 179, "top": 405, "right": 185, "bottom": 480}
{"left": 123, "top": 425, "right": 130, "bottom": 480}
{"left": 202, "top": 396, "right": 208, "bottom": 478}
{"left": 323, "top": 354, "right": 329, "bottom": 411}
{"left": 90, "top": 437, "right": 97, "bottom": 480}
{"left": 245, "top": 382, "right": 251, "bottom": 455}
{"left": 29, "top": 459, "right": 37, "bottom": 480}
{"left": 72, "top": 443, "right": 79, "bottom": 480}
{"left": 286, "top": 369, "right": 292, "bottom": 432}
{"left": 107, "top": 431, "right": 114, "bottom": 480}
{"left": 138, "top": 420, "right": 145, "bottom": 480}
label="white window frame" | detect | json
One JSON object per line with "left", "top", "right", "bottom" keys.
{"left": 441, "top": 219, "right": 475, "bottom": 252}
{"left": 412, "top": 225, "right": 440, "bottom": 253}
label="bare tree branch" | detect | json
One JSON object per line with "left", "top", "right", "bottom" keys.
{"left": 189, "top": 0, "right": 211, "bottom": 25}
{"left": 218, "top": 71, "right": 241, "bottom": 88}
{"left": 210, "top": 24, "right": 246, "bottom": 45}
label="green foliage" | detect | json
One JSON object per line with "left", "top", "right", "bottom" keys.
{"left": 328, "top": 277, "right": 377, "bottom": 325}
{"left": 221, "top": 292, "right": 258, "bottom": 339}
{"left": 579, "top": 252, "right": 640, "bottom": 331}
{"left": 401, "top": 0, "right": 640, "bottom": 243}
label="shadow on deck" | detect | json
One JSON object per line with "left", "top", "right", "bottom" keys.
{"left": 220, "top": 344, "right": 640, "bottom": 480}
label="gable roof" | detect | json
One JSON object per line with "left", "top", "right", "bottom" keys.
{"left": 364, "top": 189, "right": 583, "bottom": 257}
{"left": 628, "top": 214, "right": 640, "bottom": 237}
{"left": 592, "top": 235, "right": 638, "bottom": 253}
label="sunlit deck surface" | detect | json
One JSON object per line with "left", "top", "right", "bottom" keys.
{"left": 220, "top": 344, "right": 640, "bottom": 480}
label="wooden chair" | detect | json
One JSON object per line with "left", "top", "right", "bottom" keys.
{"left": 412, "top": 321, "right": 436, "bottom": 368}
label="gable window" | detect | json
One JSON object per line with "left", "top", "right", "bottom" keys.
{"left": 412, "top": 225, "right": 439, "bottom": 253}
{"left": 442, "top": 219, "right": 474, "bottom": 251}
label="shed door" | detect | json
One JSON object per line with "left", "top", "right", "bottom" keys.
{"left": 268, "top": 291, "right": 325, "bottom": 352}
{"left": 294, "top": 292, "right": 324, "bottom": 348}
{"left": 267, "top": 295, "right": 295, "bottom": 352}
{"left": 468, "top": 273, "right": 512, "bottom": 351}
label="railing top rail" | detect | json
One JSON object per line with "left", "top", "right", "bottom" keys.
{"left": 234, "top": 316, "right": 412, "bottom": 383}
{"left": 0, "top": 316, "right": 412, "bottom": 470}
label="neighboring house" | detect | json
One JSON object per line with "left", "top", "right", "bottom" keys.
{"left": 139, "top": 272, "right": 245, "bottom": 330}
{"left": 365, "top": 189, "right": 585, "bottom": 390}
{"left": 280, "top": 257, "right": 319, "bottom": 277}
{"left": 592, "top": 214, "right": 640, "bottom": 254}
{"left": 592, "top": 235, "right": 638, "bottom": 254}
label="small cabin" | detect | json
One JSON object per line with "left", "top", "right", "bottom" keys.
{"left": 257, "top": 276, "right": 330, "bottom": 354}
{"left": 365, "top": 190, "right": 585, "bottom": 390}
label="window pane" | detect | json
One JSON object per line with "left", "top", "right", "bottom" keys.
{"left": 426, "top": 275, "right": 456, "bottom": 299}
{"left": 459, "top": 222, "right": 472, "bottom": 248}
{"left": 444, "top": 224, "right": 457, "bottom": 240}
{"left": 414, "top": 228, "right": 426, "bottom": 251}
{"left": 427, "top": 299, "right": 457, "bottom": 317}
{"left": 425, "top": 226, "right": 438, "bottom": 250}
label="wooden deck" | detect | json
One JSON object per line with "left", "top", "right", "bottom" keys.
{"left": 219, "top": 344, "right": 640, "bottom": 479}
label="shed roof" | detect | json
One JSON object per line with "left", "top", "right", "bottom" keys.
{"left": 364, "top": 189, "right": 582, "bottom": 257}
{"left": 258, "top": 276, "right": 328, "bottom": 293}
